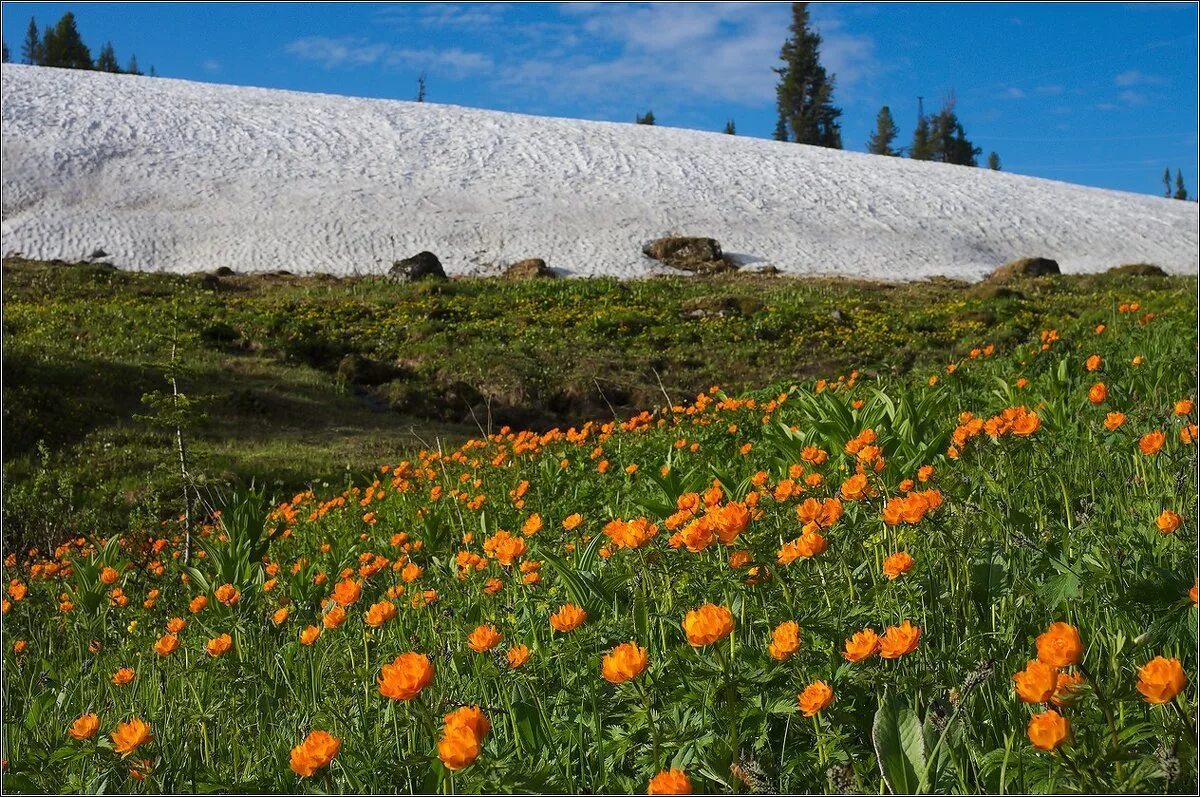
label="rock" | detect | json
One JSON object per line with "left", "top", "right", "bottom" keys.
{"left": 679, "top": 296, "right": 763, "bottom": 319}
{"left": 214, "top": 266, "right": 236, "bottom": 277}
{"left": 88, "top": 248, "right": 108, "bottom": 259}
{"left": 987, "top": 257, "right": 1060, "bottom": 281}
{"left": 1107, "top": 263, "right": 1167, "bottom": 277}
{"left": 504, "top": 258, "right": 555, "bottom": 279}
{"left": 642, "top": 236, "right": 735, "bottom": 274}
{"left": 389, "top": 251, "right": 446, "bottom": 282}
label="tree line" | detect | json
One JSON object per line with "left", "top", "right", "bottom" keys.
{"left": 3, "top": 11, "right": 153, "bottom": 76}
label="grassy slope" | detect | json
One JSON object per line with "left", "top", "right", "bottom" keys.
{"left": 2, "top": 257, "right": 1195, "bottom": 545}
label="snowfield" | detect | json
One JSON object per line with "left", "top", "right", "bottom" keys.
{"left": 2, "top": 64, "right": 1197, "bottom": 280}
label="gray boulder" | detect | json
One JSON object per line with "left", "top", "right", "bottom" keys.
{"left": 504, "top": 258, "right": 556, "bottom": 279}
{"left": 642, "top": 236, "right": 735, "bottom": 274}
{"left": 389, "top": 251, "right": 446, "bottom": 282}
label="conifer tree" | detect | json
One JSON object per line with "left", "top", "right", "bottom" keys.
{"left": 635, "top": 110, "right": 655, "bottom": 125}
{"left": 1175, "top": 170, "right": 1188, "bottom": 201}
{"left": 126, "top": 53, "right": 142, "bottom": 75}
{"left": 2, "top": 42, "right": 9, "bottom": 63}
{"left": 910, "top": 113, "right": 933, "bottom": 160}
{"left": 96, "top": 41, "right": 121, "bottom": 73}
{"left": 987, "top": 151, "right": 1001, "bottom": 171}
{"left": 773, "top": 115, "right": 788, "bottom": 142}
{"left": 723, "top": 119, "right": 736, "bottom": 135}
{"left": 866, "top": 106, "right": 899, "bottom": 156}
{"left": 21, "top": 17, "right": 41, "bottom": 65}
{"left": 41, "top": 12, "right": 92, "bottom": 70}
{"left": 774, "top": 2, "right": 842, "bottom": 148}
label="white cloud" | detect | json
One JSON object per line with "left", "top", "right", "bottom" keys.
{"left": 1002, "top": 87, "right": 1025, "bottom": 99}
{"left": 1114, "top": 70, "right": 1167, "bottom": 87}
{"left": 286, "top": 36, "right": 492, "bottom": 77}
{"left": 286, "top": 37, "right": 388, "bottom": 69}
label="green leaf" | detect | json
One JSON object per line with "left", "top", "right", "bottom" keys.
{"left": 872, "top": 689, "right": 925, "bottom": 795}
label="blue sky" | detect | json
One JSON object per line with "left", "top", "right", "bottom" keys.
{"left": 3, "top": 2, "right": 1197, "bottom": 196}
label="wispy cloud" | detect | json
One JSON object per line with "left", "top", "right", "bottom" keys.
{"left": 285, "top": 36, "right": 493, "bottom": 77}
{"left": 1001, "top": 87, "right": 1025, "bottom": 99}
{"left": 1114, "top": 69, "right": 1168, "bottom": 87}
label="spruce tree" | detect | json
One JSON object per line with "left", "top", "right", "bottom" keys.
{"left": 2, "top": 42, "right": 9, "bottom": 63}
{"left": 924, "top": 94, "right": 980, "bottom": 166}
{"left": 987, "top": 151, "right": 1001, "bottom": 171}
{"left": 1163, "top": 168, "right": 1173, "bottom": 197}
{"left": 42, "top": 12, "right": 92, "bottom": 70}
{"left": 21, "top": 17, "right": 41, "bottom": 65}
{"left": 96, "top": 41, "right": 121, "bottom": 72}
{"left": 773, "top": 115, "right": 788, "bottom": 142}
{"left": 723, "top": 119, "right": 736, "bottom": 135}
{"left": 416, "top": 72, "right": 426, "bottom": 102}
{"left": 866, "top": 106, "right": 899, "bottom": 156}
{"left": 910, "top": 113, "right": 933, "bottom": 160}
{"left": 126, "top": 54, "right": 142, "bottom": 75}
{"left": 774, "top": 2, "right": 842, "bottom": 148}
{"left": 635, "top": 110, "right": 655, "bottom": 125}
{"left": 1175, "top": 170, "right": 1188, "bottom": 201}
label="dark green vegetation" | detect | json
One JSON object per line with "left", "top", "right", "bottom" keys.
{"left": 3, "top": 257, "right": 1194, "bottom": 548}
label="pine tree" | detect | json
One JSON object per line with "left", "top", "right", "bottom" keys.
{"left": 910, "top": 113, "right": 933, "bottom": 160}
{"left": 924, "top": 94, "right": 980, "bottom": 166}
{"left": 774, "top": 2, "right": 842, "bottom": 148}
{"left": 1163, "top": 168, "right": 1173, "bottom": 197}
{"left": 1174, "top": 170, "right": 1188, "bottom": 201}
{"left": 635, "top": 110, "right": 655, "bottom": 125}
{"left": 416, "top": 72, "right": 426, "bottom": 102}
{"left": 21, "top": 17, "right": 41, "bottom": 65}
{"left": 723, "top": 119, "right": 736, "bottom": 135}
{"left": 2, "top": 42, "right": 9, "bottom": 63}
{"left": 126, "top": 53, "right": 142, "bottom": 76}
{"left": 866, "top": 106, "right": 899, "bottom": 156}
{"left": 987, "top": 151, "right": 1001, "bottom": 171}
{"left": 96, "top": 41, "right": 121, "bottom": 73}
{"left": 773, "top": 115, "right": 788, "bottom": 142}
{"left": 41, "top": 12, "right": 92, "bottom": 70}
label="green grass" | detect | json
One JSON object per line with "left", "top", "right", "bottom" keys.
{"left": 2, "top": 256, "right": 1195, "bottom": 549}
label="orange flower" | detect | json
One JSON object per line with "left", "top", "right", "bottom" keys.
{"left": 323, "top": 605, "right": 347, "bottom": 629}
{"left": 206, "top": 633, "right": 232, "bottom": 658}
{"left": 879, "top": 620, "right": 922, "bottom": 659}
{"left": 1085, "top": 354, "right": 1101, "bottom": 372}
{"left": 506, "top": 644, "right": 532, "bottom": 668}
{"left": 100, "top": 566, "right": 119, "bottom": 585}
{"left": 401, "top": 563, "right": 423, "bottom": 583}
{"left": 682, "top": 604, "right": 735, "bottom": 646}
{"left": 111, "top": 718, "right": 153, "bottom": 758}
{"left": 364, "top": 600, "right": 397, "bottom": 627}
{"left": 437, "top": 706, "right": 490, "bottom": 771}
{"left": 111, "top": 667, "right": 135, "bottom": 686}
{"left": 1035, "top": 622, "right": 1082, "bottom": 668}
{"left": 768, "top": 620, "right": 801, "bottom": 661}
{"left": 795, "top": 528, "right": 827, "bottom": 558}
{"left": 1176, "top": 399, "right": 1195, "bottom": 416}
{"left": 728, "top": 550, "right": 752, "bottom": 569}
{"left": 1027, "top": 710, "right": 1069, "bottom": 751}
{"left": 483, "top": 577, "right": 503, "bottom": 595}
{"left": 1139, "top": 430, "right": 1165, "bottom": 456}
{"left": 1191, "top": 579, "right": 1198, "bottom": 607}
{"left": 1103, "top": 412, "right": 1126, "bottom": 431}
{"left": 378, "top": 652, "right": 435, "bottom": 701}
{"left": 189, "top": 595, "right": 208, "bottom": 614}
{"left": 331, "top": 579, "right": 362, "bottom": 606}
{"left": 550, "top": 604, "right": 587, "bottom": 633}
{"left": 483, "top": 530, "right": 527, "bottom": 565}
{"left": 1156, "top": 510, "right": 1182, "bottom": 534}
{"left": 215, "top": 583, "right": 240, "bottom": 606}
{"left": 647, "top": 768, "right": 693, "bottom": 794}
{"left": 272, "top": 607, "right": 289, "bottom": 625}
{"left": 1136, "top": 656, "right": 1187, "bottom": 704}
{"left": 797, "top": 680, "right": 834, "bottom": 717}
{"left": 882, "top": 552, "right": 914, "bottom": 580}
{"left": 289, "top": 730, "right": 340, "bottom": 777}
{"left": 842, "top": 629, "right": 880, "bottom": 662}
{"left": 1013, "top": 660, "right": 1058, "bottom": 703}
{"left": 1051, "top": 671, "right": 1086, "bottom": 707}
{"left": 839, "top": 473, "right": 870, "bottom": 501}
{"left": 711, "top": 502, "right": 751, "bottom": 544}
{"left": 601, "top": 642, "right": 649, "bottom": 684}
{"left": 468, "top": 624, "right": 503, "bottom": 653}
{"left": 445, "top": 705, "right": 491, "bottom": 741}
{"left": 154, "top": 633, "right": 180, "bottom": 657}
{"left": 300, "top": 625, "right": 321, "bottom": 645}
{"left": 1087, "top": 382, "right": 1107, "bottom": 404}
{"left": 69, "top": 713, "right": 100, "bottom": 741}
{"left": 603, "top": 517, "right": 658, "bottom": 549}
{"left": 166, "top": 617, "right": 186, "bottom": 634}
{"left": 562, "top": 513, "right": 583, "bottom": 531}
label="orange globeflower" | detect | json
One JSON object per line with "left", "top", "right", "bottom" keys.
{"left": 682, "top": 604, "right": 735, "bottom": 646}
{"left": 363, "top": 600, "right": 397, "bottom": 627}
{"left": 842, "top": 629, "right": 880, "bottom": 662}
{"left": 300, "top": 625, "right": 321, "bottom": 645}
{"left": 438, "top": 707, "right": 490, "bottom": 771}
{"left": 1176, "top": 399, "right": 1195, "bottom": 416}
{"left": 112, "top": 667, "right": 136, "bottom": 686}
{"left": 647, "top": 768, "right": 694, "bottom": 794}
{"left": 506, "top": 644, "right": 532, "bottom": 669}
{"left": 601, "top": 642, "right": 649, "bottom": 684}
{"left": 112, "top": 718, "right": 153, "bottom": 758}
{"left": 712, "top": 502, "right": 751, "bottom": 544}
{"left": 1085, "top": 354, "right": 1102, "bottom": 372}
{"left": 483, "top": 530, "right": 528, "bottom": 566}
{"left": 323, "top": 605, "right": 347, "bottom": 629}
{"left": 166, "top": 617, "right": 186, "bottom": 634}
{"left": 797, "top": 681, "right": 834, "bottom": 717}
{"left": 1136, "top": 656, "right": 1187, "bottom": 704}
{"left": 1036, "top": 622, "right": 1082, "bottom": 668}
{"left": 1191, "top": 579, "right": 1199, "bottom": 607}
{"left": 879, "top": 620, "right": 922, "bottom": 659}
{"left": 1139, "top": 430, "right": 1165, "bottom": 456}
{"left": 331, "top": 579, "right": 362, "bottom": 607}
{"left": 1156, "top": 510, "right": 1182, "bottom": 535}
{"left": 882, "top": 552, "right": 914, "bottom": 580}
{"left": 189, "top": 595, "right": 208, "bottom": 614}
{"left": 795, "top": 529, "right": 827, "bottom": 558}
{"left": 69, "top": 713, "right": 100, "bottom": 741}
{"left": 562, "top": 513, "right": 584, "bottom": 531}
{"left": 1103, "top": 412, "right": 1126, "bottom": 431}
{"left": 206, "top": 633, "right": 233, "bottom": 658}
{"left": 1087, "top": 383, "right": 1107, "bottom": 405}
{"left": 378, "top": 652, "right": 435, "bottom": 701}
{"left": 550, "top": 604, "right": 587, "bottom": 633}
{"left": 154, "top": 634, "right": 180, "bottom": 657}
{"left": 272, "top": 607, "right": 290, "bottom": 625}
{"left": 468, "top": 624, "right": 503, "bottom": 653}
{"left": 401, "top": 563, "right": 423, "bottom": 583}
{"left": 1013, "top": 660, "right": 1058, "bottom": 703}
{"left": 1027, "top": 710, "right": 1069, "bottom": 751}
{"left": 289, "top": 730, "right": 340, "bottom": 777}
{"left": 215, "top": 583, "right": 240, "bottom": 606}
{"left": 1051, "top": 671, "right": 1086, "bottom": 707}
{"left": 100, "top": 566, "right": 119, "bottom": 585}
{"left": 768, "top": 620, "right": 801, "bottom": 661}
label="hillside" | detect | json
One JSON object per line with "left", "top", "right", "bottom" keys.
{"left": 2, "top": 64, "right": 1196, "bottom": 280}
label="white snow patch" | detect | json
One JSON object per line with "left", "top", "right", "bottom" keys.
{"left": 2, "top": 64, "right": 1196, "bottom": 280}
